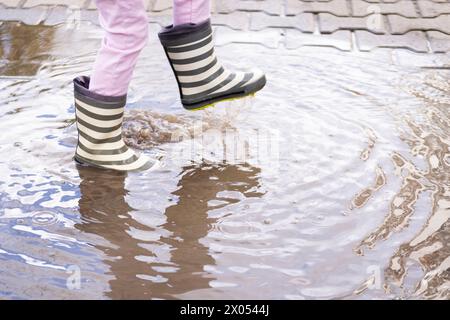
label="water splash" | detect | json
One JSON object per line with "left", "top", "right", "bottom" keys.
{"left": 122, "top": 97, "right": 254, "bottom": 150}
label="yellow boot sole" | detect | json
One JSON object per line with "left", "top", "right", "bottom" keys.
{"left": 187, "top": 92, "right": 256, "bottom": 111}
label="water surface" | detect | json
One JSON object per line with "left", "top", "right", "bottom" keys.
{"left": 0, "top": 22, "right": 448, "bottom": 299}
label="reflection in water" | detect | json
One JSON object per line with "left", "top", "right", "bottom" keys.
{"left": 351, "top": 166, "right": 386, "bottom": 209}
{"left": 1, "top": 21, "right": 449, "bottom": 299}
{"left": 354, "top": 73, "right": 450, "bottom": 299}
{"left": 0, "top": 23, "right": 55, "bottom": 76}
{"left": 76, "top": 163, "right": 263, "bottom": 299}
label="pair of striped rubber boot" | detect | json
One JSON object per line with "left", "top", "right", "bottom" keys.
{"left": 73, "top": 19, "right": 266, "bottom": 172}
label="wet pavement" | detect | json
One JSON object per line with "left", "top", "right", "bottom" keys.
{"left": 0, "top": 1, "right": 450, "bottom": 300}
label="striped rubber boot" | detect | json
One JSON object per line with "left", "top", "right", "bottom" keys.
{"left": 158, "top": 19, "right": 266, "bottom": 110}
{"left": 73, "top": 76, "right": 156, "bottom": 172}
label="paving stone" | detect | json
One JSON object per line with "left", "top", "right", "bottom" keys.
{"left": 86, "top": 0, "right": 96, "bottom": 10}
{"left": 388, "top": 14, "right": 450, "bottom": 34}
{"left": 352, "top": 0, "right": 417, "bottom": 18}
{"left": 212, "top": 0, "right": 283, "bottom": 15}
{"left": 44, "top": 6, "right": 98, "bottom": 26}
{"left": 2, "top": 0, "right": 450, "bottom": 59}
{"left": 145, "top": 0, "right": 155, "bottom": 10}
{"left": 87, "top": 0, "right": 153, "bottom": 10}
{"left": 392, "top": 48, "right": 450, "bottom": 68}
{"left": 427, "top": 30, "right": 450, "bottom": 52}
{"left": 147, "top": 11, "right": 172, "bottom": 27}
{"left": 284, "top": 45, "right": 355, "bottom": 57}
{"left": 212, "top": 12, "right": 250, "bottom": 30}
{"left": 0, "top": 7, "right": 48, "bottom": 24}
{"left": 23, "top": 0, "right": 86, "bottom": 8}
{"left": 152, "top": 0, "right": 171, "bottom": 12}
{"left": 355, "top": 30, "right": 428, "bottom": 52}
{"left": 152, "top": 0, "right": 283, "bottom": 15}
{"left": 319, "top": 13, "right": 387, "bottom": 34}
{"left": 417, "top": 0, "right": 450, "bottom": 17}
{"left": 250, "top": 12, "right": 315, "bottom": 32}
{"left": 0, "top": 0, "right": 21, "bottom": 7}
{"left": 214, "top": 26, "right": 283, "bottom": 49}
{"left": 286, "top": 0, "right": 350, "bottom": 16}
{"left": 382, "top": 0, "right": 411, "bottom": 3}
{"left": 146, "top": 22, "right": 162, "bottom": 45}
{"left": 285, "top": 29, "right": 352, "bottom": 51}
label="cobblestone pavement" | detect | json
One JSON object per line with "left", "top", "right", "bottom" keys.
{"left": 0, "top": 0, "right": 450, "bottom": 67}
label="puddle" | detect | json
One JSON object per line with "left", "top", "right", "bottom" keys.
{"left": 0, "top": 22, "right": 55, "bottom": 76}
{"left": 0, "top": 22, "right": 448, "bottom": 299}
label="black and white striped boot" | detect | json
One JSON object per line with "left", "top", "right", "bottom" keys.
{"left": 158, "top": 19, "right": 266, "bottom": 110}
{"left": 73, "top": 76, "right": 156, "bottom": 172}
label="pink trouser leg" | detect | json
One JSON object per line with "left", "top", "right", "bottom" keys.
{"left": 89, "top": 0, "right": 148, "bottom": 96}
{"left": 89, "top": 0, "right": 211, "bottom": 97}
{"left": 173, "top": 0, "right": 210, "bottom": 26}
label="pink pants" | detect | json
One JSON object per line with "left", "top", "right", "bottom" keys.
{"left": 89, "top": 0, "right": 210, "bottom": 96}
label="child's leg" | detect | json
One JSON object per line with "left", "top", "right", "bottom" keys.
{"left": 158, "top": 5, "right": 266, "bottom": 110}
{"left": 89, "top": 0, "right": 148, "bottom": 96}
{"left": 173, "top": 0, "right": 210, "bottom": 26}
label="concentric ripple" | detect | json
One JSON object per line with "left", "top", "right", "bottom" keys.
{"left": 0, "top": 22, "right": 448, "bottom": 299}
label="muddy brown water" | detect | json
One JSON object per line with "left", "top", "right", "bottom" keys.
{"left": 0, "top": 22, "right": 449, "bottom": 299}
